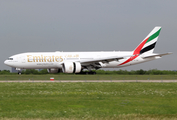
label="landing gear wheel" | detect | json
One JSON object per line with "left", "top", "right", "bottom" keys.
{"left": 76, "top": 71, "right": 96, "bottom": 75}
{"left": 92, "top": 72, "right": 96, "bottom": 75}
{"left": 88, "top": 71, "right": 96, "bottom": 75}
{"left": 18, "top": 71, "right": 21, "bottom": 75}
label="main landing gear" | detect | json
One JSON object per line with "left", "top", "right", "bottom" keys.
{"left": 78, "top": 71, "right": 96, "bottom": 75}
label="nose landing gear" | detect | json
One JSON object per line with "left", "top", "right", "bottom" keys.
{"left": 18, "top": 71, "right": 22, "bottom": 75}
{"left": 16, "top": 68, "right": 22, "bottom": 75}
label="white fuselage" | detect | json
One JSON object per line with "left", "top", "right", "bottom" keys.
{"left": 4, "top": 51, "right": 157, "bottom": 69}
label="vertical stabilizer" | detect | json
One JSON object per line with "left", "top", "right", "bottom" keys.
{"left": 134, "top": 26, "right": 161, "bottom": 55}
{"left": 119, "top": 27, "right": 161, "bottom": 66}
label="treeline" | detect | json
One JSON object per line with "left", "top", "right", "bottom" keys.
{"left": 0, "top": 69, "right": 177, "bottom": 75}
{"left": 0, "top": 70, "right": 11, "bottom": 74}
{"left": 96, "top": 69, "right": 177, "bottom": 75}
{"left": 0, "top": 69, "right": 48, "bottom": 75}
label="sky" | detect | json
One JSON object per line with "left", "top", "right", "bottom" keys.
{"left": 0, "top": 0, "right": 176, "bottom": 71}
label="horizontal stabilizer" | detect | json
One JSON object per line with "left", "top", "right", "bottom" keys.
{"left": 142, "top": 52, "right": 172, "bottom": 59}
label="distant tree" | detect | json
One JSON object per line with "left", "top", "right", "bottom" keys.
{"left": 136, "top": 69, "right": 146, "bottom": 75}
{"left": 23, "top": 69, "right": 39, "bottom": 74}
{"left": 0, "top": 70, "right": 10, "bottom": 74}
{"left": 39, "top": 69, "right": 48, "bottom": 74}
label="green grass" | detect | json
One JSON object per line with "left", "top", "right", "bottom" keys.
{"left": 0, "top": 82, "right": 177, "bottom": 119}
{"left": 0, "top": 74, "right": 177, "bottom": 80}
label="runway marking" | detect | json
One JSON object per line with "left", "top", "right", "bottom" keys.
{"left": 0, "top": 80, "right": 177, "bottom": 83}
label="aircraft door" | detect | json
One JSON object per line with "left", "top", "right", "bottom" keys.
{"left": 21, "top": 56, "right": 26, "bottom": 63}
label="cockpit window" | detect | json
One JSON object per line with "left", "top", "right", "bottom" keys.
{"left": 8, "top": 58, "right": 13, "bottom": 60}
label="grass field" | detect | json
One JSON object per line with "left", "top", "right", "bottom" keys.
{"left": 0, "top": 74, "right": 177, "bottom": 80}
{"left": 0, "top": 82, "right": 177, "bottom": 120}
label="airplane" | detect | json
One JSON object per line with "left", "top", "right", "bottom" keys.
{"left": 4, "top": 26, "right": 172, "bottom": 74}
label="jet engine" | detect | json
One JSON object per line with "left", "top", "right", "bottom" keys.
{"left": 62, "top": 62, "right": 81, "bottom": 73}
{"left": 47, "top": 68, "right": 62, "bottom": 73}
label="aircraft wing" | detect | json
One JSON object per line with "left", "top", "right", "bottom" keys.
{"left": 142, "top": 52, "right": 172, "bottom": 59}
{"left": 80, "top": 55, "right": 133, "bottom": 64}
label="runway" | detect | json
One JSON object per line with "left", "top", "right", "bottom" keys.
{"left": 0, "top": 80, "right": 177, "bottom": 83}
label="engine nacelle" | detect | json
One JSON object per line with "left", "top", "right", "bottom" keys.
{"left": 62, "top": 62, "right": 81, "bottom": 73}
{"left": 74, "top": 62, "right": 82, "bottom": 73}
{"left": 47, "top": 68, "right": 61, "bottom": 73}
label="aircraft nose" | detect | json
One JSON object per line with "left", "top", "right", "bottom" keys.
{"left": 4, "top": 60, "right": 8, "bottom": 65}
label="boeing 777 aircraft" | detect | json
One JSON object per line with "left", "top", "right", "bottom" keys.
{"left": 4, "top": 27, "right": 172, "bottom": 74}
